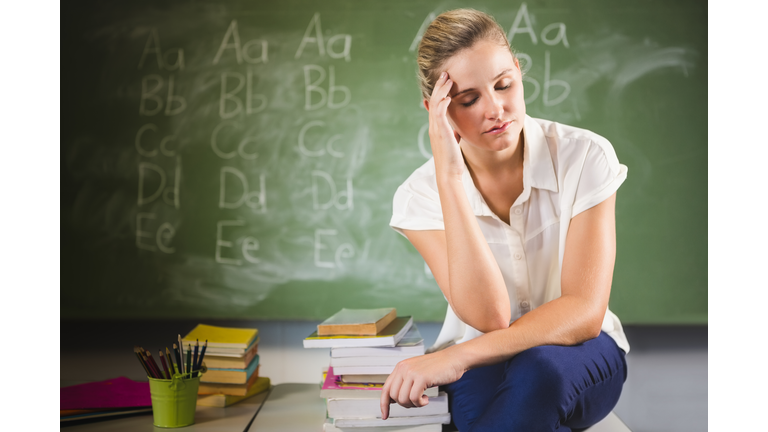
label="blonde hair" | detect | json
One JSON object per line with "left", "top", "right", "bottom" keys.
{"left": 416, "top": 9, "right": 512, "bottom": 100}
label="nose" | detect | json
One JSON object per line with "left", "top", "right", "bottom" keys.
{"left": 485, "top": 92, "right": 504, "bottom": 120}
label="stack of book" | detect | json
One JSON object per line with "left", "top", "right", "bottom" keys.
{"left": 304, "top": 308, "right": 450, "bottom": 431}
{"left": 181, "top": 324, "right": 271, "bottom": 407}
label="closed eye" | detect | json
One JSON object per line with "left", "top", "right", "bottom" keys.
{"left": 460, "top": 84, "right": 511, "bottom": 107}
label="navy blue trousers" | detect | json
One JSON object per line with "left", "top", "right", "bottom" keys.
{"left": 443, "top": 332, "right": 627, "bottom": 432}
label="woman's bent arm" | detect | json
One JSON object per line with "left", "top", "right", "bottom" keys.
{"left": 381, "top": 193, "right": 617, "bottom": 419}
{"left": 403, "top": 176, "right": 511, "bottom": 332}
{"left": 413, "top": 72, "right": 511, "bottom": 332}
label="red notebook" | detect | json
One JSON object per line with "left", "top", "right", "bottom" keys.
{"left": 60, "top": 377, "right": 151, "bottom": 410}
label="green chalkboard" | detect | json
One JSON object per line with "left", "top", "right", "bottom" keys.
{"left": 61, "top": 0, "right": 707, "bottom": 323}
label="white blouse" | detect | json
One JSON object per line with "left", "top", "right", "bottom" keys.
{"left": 390, "top": 115, "right": 630, "bottom": 354}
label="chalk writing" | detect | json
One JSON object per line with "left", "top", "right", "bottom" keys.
{"left": 219, "top": 167, "right": 267, "bottom": 213}
{"left": 213, "top": 20, "right": 270, "bottom": 65}
{"left": 139, "top": 74, "right": 187, "bottom": 116}
{"left": 304, "top": 65, "right": 351, "bottom": 110}
{"left": 295, "top": 13, "right": 352, "bottom": 61}
{"left": 298, "top": 121, "right": 346, "bottom": 158}
{"left": 311, "top": 170, "right": 353, "bottom": 211}
{"left": 137, "top": 159, "right": 180, "bottom": 209}
{"left": 215, "top": 219, "right": 244, "bottom": 265}
{"left": 314, "top": 229, "right": 356, "bottom": 269}
{"left": 136, "top": 213, "right": 176, "bottom": 253}
{"left": 138, "top": 28, "right": 185, "bottom": 71}
{"left": 211, "top": 121, "right": 261, "bottom": 159}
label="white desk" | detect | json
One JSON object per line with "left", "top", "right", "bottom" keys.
{"left": 62, "top": 383, "right": 631, "bottom": 431}
{"left": 246, "top": 383, "right": 631, "bottom": 432}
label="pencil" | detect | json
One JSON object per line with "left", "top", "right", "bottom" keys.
{"left": 193, "top": 339, "right": 199, "bottom": 372}
{"left": 145, "top": 350, "right": 163, "bottom": 379}
{"left": 138, "top": 347, "right": 158, "bottom": 378}
{"left": 173, "top": 344, "right": 182, "bottom": 376}
{"left": 196, "top": 340, "right": 208, "bottom": 373}
{"left": 159, "top": 350, "right": 172, "bottom": 380}
{"left": 178, "top": 334, "right": 185, "bottom": 374}
{"left": 186, "top": 344, "right": 192, "bottom": 375}
{"left": 134, "top": 347, "right": 152, "bottom": 378}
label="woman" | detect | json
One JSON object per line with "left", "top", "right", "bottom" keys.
{"left": 382, "top": 9, "right": 629, "bottom": 431}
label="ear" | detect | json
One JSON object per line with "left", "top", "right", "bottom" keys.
{"left": 513, "top": 56, "right": 521, "bottom": 73}
{"left": 423, "top": 99, "right": 430, "bottom": 112}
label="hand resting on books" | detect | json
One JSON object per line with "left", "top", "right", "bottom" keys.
{"left": 379, "top": 348, "right": 465, "bottom": 420}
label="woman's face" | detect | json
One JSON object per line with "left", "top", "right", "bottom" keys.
{"left": 440, "top": 39, "right": 525, "bottom": 152}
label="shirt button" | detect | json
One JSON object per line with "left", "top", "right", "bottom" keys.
{"left": 514, "top": 208, "right": 522, "bottom": 215}
{"left": 514, "top": 253, "right": 522, "bottom": 260}
{"left": 520, "top": 301, "right": 529, "bottom": 308}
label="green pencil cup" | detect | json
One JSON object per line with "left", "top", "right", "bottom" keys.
{"left": 148, "top": 374, "right": 200, "bottom": 428}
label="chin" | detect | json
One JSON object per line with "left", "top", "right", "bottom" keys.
{"left": 484, "top": 134, "right": 518, "bottom": 152}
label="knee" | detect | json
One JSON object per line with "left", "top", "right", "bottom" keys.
{"left": 506, "top": 346, "right": 570, "bottom": 396}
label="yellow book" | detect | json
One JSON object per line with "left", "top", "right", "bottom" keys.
{"left": 196, "top": 377, "right": 271, "bottom": 407}
{"left": 182, "top": 324, "right": 259, "bottom": 349}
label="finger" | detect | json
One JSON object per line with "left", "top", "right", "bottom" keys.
{"left": 380, "top": 378, "right": 392, "bottom": 420}
{"left": 381, "top": 373, "right": 402, "bottom": 420}
{"left": 431, "top": 81, "right": 453, "bottom": 111}
{"left": 398, "top": 378, "right": 416, "bottom": 407}
{"left": 435, "top": 93, "right": 452, "bottom": 117}
{"left": 387, "top": 375, "right": 404, "bottom": 413}
{"left": 409, "top": 382, "right": 430, "bottom": 407}
{"left": 430, "top": 74, "right": 453, "bottom": 104}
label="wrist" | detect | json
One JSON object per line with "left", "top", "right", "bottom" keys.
{"left": 445, "top": 342, "right": 473, "bottom": 373}
{"left": 436, "top": 171, "right": 464, "bottom": 188}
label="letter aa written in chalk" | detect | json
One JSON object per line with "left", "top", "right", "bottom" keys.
{"left": 507, "top": 3, "right": 569, "bottom": 48}
{"left": 295, "top": 13, "right": 352, "bottom": 61}
{"left": 213, "top": 20, "right": 269, "bottom": 65}
{"left": 138, "top": 28, "right": 185, "bottom": 71}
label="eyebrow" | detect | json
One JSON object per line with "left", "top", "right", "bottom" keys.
{"left": 452, "top": 69, "right": 513, "bottom": 96}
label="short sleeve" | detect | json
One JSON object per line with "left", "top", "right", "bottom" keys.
{"left": 571, "top": 138, "right": 628, "bottom": 217}
{"left": 389, "top": 175, "right": 446, "bottom": 238}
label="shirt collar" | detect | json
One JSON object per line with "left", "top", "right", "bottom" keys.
{"left": 461, "top": 115, "right": 558, "bottom": 217}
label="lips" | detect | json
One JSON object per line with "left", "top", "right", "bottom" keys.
{"left": 484, "top": 121, "right": 511, "bottom": 135}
